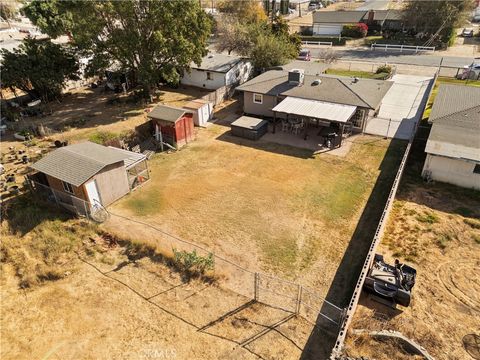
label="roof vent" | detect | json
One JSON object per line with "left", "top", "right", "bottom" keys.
{"left": 312, "top": 79, "right": 322, "bottom": 86}
{"left": 352, "top": 76, "right": 359, "bottom": 83}
{"left": 208, "top": 54, "right": 214, "bottom": 58}
{"left": 288, "top": 69, "right": 305, "bottom": 86}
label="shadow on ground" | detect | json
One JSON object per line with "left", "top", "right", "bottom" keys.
{"left": 300, "top": 138, "right": 408, "bottom": 360}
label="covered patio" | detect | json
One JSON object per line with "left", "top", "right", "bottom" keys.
{"left": 271, "top": 97, "right": 357, "bottom": 150}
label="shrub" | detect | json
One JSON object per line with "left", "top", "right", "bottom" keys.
{"left": 89, "top": 131, "right": 118, "bottom": 145}
{"left": 341, "top": 23, "right": 368, "bottom": 38}
{"left": 172, "top": 248, "right": 214, "bottom": 276}
{"left": 376, "top": 65, "right": 393, "bottom": 75}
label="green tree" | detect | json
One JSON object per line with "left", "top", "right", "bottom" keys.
{"left": 403, "top": 0, "right": 474, "bottom": 46}
{"left": 0, "top": 38, "right": 79, "bottom": 101}
{"left": 23, "top": 0, "right": 213, "bottom": 97}
{"left": 249, "top": 31, "right": 296, "bottom": 70}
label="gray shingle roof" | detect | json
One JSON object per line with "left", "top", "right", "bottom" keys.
{"left": 31, "top": 142, "right": 128, "bottom": 187}
{"left": 280, "top": 60, "right": 329, "bottom": 76}
{"left": 425, "top": 84, "right": 480, "bottom": 161}
{"left": 373, "top": 10, "right": 404, "bottom": 21}
{"left": 236, "top": 70, "right": 392, "bottom": 109}
{"left": 148, "top": 105, "right": 188, "bottom": 123}
{"left": 191, "top": 53, "right": 244, "bottom": 73}
{"left": 313, "top": 10, "right": 367, "bottom": 24}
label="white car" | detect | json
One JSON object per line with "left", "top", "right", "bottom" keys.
{"left": 458, "top": 59, "right": 480, "bottom": 80}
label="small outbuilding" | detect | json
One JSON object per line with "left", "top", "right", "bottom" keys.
{"left": 183, "top": 99, "right": 213, "bottom": 127}
{"left": 29, "top": 142, "right": 149, "bottom": 213}
{"left": 231, "top": 116, "right": 269, "bottom": 141}
{"left": 148, "top": 105, "right": 195, "bottom": 149}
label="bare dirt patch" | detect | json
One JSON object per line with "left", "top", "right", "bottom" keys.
{"left": 345, "top": 182, "right": 480, "bottom": 360}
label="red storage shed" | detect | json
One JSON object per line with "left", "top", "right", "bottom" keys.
{"left": 148, "top": 105, "right": 195, "bottom": 149}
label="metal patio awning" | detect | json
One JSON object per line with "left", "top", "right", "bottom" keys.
{"left": 272, "top": 97, "right": 357, "bottom": 123}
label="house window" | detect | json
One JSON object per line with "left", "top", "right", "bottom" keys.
{"left": 253, "top": 93, "right": 263, "bottom": 104}
{"left": 62, "top": 181, "right": 74, "bottom": 194}
{"left": 206, "top": 72, "right": 212, "bottom": 80}
{"left": 350, "top": 109, "right": 365, "bottom": 129}
{"left": 473, "top": 164, "right": 480, "bottom": 174}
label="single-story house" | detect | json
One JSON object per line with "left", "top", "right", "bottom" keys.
{"left": 236, "top": 68, "right": 393, "bottom": 133}
{"left": 279, "top": 60, "right": 329, "bottom": 76}
{"left": 422, "top": 84, "right": 480, "bottom": 190}
{"left": 181, "top": 53, "right": 253, "bottom": 90}
{"left": 29, "top": 142, "right": 149, "bottom": 212}
{"left": 148, "top": 105, "right": 195, "bottom": 149}
{"left": 312, "top": 9, "right": 405, "bottom": 35}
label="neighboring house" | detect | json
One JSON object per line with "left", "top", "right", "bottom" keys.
{"left": 236, "top": 68, "right": 393, "bottom": 132}
{"left": 422, "top": 84, "right": 480, "bottom": 190}
{"left": 29, "top": 142, "right": 149, "bottom": 210}
{"left": 148, "top": 105, "right": 195, "bottom": 149}
{"left": 181, "top": 53, "right": 253, "bottom": 90}
{"left": 312, "top": 9, "right": 404, "bottom": 35}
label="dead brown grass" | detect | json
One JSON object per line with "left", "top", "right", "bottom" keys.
{"left": 346, "top": 182, "right": 480, "bottom": 360}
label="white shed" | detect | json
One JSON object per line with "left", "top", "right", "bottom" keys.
{"left": 183, "top": 99, "right": 213, "bottom": 127}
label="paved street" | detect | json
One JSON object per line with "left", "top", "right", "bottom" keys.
{"left": 304, "top": 47, "right": 475, "bottom": 68}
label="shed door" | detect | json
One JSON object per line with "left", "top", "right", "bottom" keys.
{"left": 85, "top": 179, "right": 102, "bottom": 206}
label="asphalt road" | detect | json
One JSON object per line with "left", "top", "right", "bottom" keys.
{"left": 304, "top": 47, "right": 475, "bottom": 68}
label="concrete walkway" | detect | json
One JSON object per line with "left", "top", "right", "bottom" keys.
{"left": 364, "top": 74, "right": 433, "bottom": 140}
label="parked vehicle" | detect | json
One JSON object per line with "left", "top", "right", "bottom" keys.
{"left": 308, "top": 1, "right": 323, "bottom": 11}
{"left": 462, "top": 28, "right": 474, "bottom": 37}
{"left": 297, "top": 49, "right": 311, "bottom": 61}
{"left": 364, "top": 254, "right": 416, "bottom": 307}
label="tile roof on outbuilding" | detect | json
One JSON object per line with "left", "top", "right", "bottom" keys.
{"left": 148, "top": 105, "right": 189, "bottom": 123}
{"left": 30, "top": 142, "right": 129, "bottom": 187}
{"left": 425, "top": 84, "right": 480, "bottom": 161}
{"left": 236, "top": 70, "right": 392, "bottom": 109}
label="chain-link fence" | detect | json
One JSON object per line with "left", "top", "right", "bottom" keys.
{"left": 105, "top": 211, "right": 345, "bottom": 327}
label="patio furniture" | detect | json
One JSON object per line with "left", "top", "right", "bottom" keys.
{"left": 281, "top": 120, "right": 290, "bottom": 132}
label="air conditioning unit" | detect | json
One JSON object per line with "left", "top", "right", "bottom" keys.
{"left": 288, "top": 69, "right": 305, "bottom": 85}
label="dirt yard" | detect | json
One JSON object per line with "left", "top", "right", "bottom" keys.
{"left": 345, "top": 181, "right": 480, "bottom": 360}
{"left": 1, "top": 241, "right": 316, "bottom": 360}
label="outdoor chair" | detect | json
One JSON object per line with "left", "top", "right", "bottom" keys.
{"left": 281, "top": 120, "right": 290, "bottom": 132}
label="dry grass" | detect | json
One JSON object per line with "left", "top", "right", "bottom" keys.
{"left": 107, "top": 127, "right": 404, "bottom": 298}
{"left": 0, "top": 195, "right": 99, "bottom": 288}
{"left": 346, "top": 181, "right": 480, "bottom": 360}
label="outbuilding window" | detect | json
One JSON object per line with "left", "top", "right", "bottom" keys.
{"left": 253, "top": 93, "right": 263, "bottom": 104}
{"left": 473, "top": 164, "right": 480, "bottom": 174}
{"left": 62, "top": 181, "right": 74, "bottom": 194}
{"left": 206, "top": 72, "right": 212, "bottom": 80}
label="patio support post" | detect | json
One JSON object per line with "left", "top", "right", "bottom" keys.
{"left": 303, "top": 118, "right": 310, "bottom": 140}
{"left": 273, "top": 112, "right": 277, "bottom": 133}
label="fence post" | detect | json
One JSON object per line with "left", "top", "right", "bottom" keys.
{"left": 295, "top": 285, "right": 302, "bottom": 315}
{"left": 254, "top": 272, "right": 259, "bottom": 301}
{"left": 385, "top": 118, "right": 392, "bottom": 139}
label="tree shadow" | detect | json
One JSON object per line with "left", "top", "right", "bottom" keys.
{"left": 300, "top": 138, "right": 408, "bottom": 360}
{"left": 1, "top": 192, "right": 72, "bottom": 236}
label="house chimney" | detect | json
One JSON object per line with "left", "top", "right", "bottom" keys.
{"left": 367, "top": 10, "right": 375, "bottom": 25}
{"left": 288, "top": 69, "right": 305, "bottom": 86}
